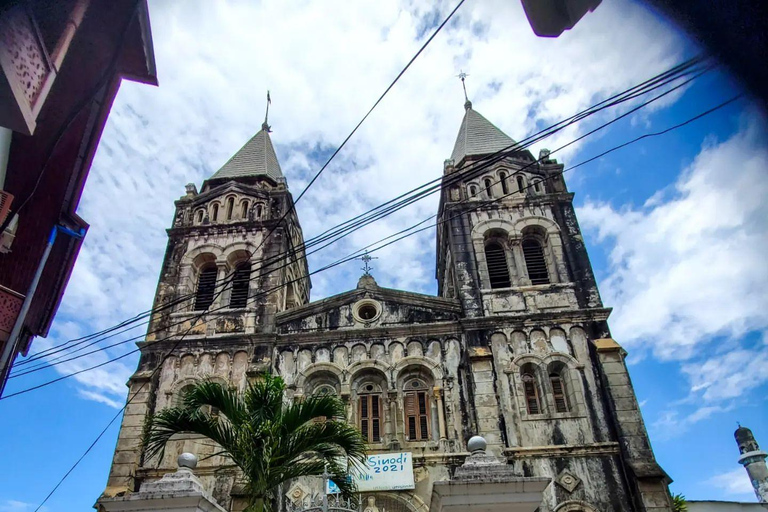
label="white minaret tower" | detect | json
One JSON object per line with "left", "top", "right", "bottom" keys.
{"left": 735, "top": 425, "right": 768, "bottom": 503}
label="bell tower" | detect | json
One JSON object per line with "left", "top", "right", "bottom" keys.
{"left": 100, "top": 120, "right": 310, "bottom": 507}
{"left": 735, "top": 425, "right": 768, "bottom": 503}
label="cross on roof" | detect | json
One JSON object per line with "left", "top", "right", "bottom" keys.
{"left": 456, "top": 70, "right": 471, "bottom": 109}
{"left": 360, "top": 251, "right": 378, "bottom": 275}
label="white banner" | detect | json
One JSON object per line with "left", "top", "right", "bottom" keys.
{"left": 327, "top": 452, "right": 414, "bottom": 493}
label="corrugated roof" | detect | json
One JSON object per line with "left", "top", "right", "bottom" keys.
{"left": 209, "top": 124, "right": 283, "bottom": 181}
{"left": 450, "top": 104, "right": 516, "bottom": 163}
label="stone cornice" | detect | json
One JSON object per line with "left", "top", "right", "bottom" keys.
{"left": 503, "top": 442, "right": 620, "bottom": 459}
{"left": 275, "top": 320, "right": 463, "bottom": 344}
{"left": 460, "top": 307, "right": 612, "bottom": 330}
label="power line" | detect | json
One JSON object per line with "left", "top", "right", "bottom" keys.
{"left": 12, "top": 0, "right": 469, "bottom": 372}
{"left": 9, "top": 59, "right": 709, "bottom": 379}
{"left": 5, "top": 72, "right": 725, "bottom": 392}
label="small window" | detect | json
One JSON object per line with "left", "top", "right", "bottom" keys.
{"left": 196, "top": 210, "right": 204, "bottom": 224}
{"left": 404, "top": 381, "right": 430, "bottom": 441}
{"left": 241, "top": 201, "right": 249, "bottom": 219}
{"left": 522, "top": 238, "right": 550, "bottom": 285}
{"left": 485, "top": 242, "right": 511, "bottom": 289}
{"left": 484, "top": 178, "right": 493, "bottom": 198}
{"left": 469, "top": 185, "right": 478, "bottom": 197}
{"left": 500, "top": 172, "right": 509, "bottom": 195}
{"left": 516, "top": 175, "right": 525, "bottom": 193}
{"left": 358, "top": 304, "right": 377, "bottom": 320}
{"left": 194, "top": 266, "right": 218, "bottom": 311}
{"left": 211, "top": 204, "right": 219, "bottom": 222}
{"left": 359, "top": 393, "right": 382, "bottom": 443}
{"left": 226, "top": 197, "right": 234, "bottom": 220}
{"left": 229, "top": 262, "right": 251, "bottom": 308}
{"left": 550, "top": 373, "right": 569, "bottom": 413}
{"left": 522, "top": 373, "right": 541, "bottom": 414}
{"left": 256, "top": 204, "right": 263, "bottom": 218}
{"left": 533, "top": 180, "right": 542, "bottom": 194}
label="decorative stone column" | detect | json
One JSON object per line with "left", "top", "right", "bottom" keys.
{"left": 95, "top": 453, "right": 226, "bottom": 512}
{"left": 434, "top": 387, "right": 447, "bottom": 440}
{"left": 429, "top": 436, "right": 549, "bottom": 512}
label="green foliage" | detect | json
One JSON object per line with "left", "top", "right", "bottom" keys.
{"left": 143, "top": 374, "right": 368, "bottom": 511}
{"left": 672, "top": 493, "right": 687, "bottom": 512}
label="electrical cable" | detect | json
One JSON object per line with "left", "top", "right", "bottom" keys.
{"left": 9, "top": 60, "right": 710, "bottom": 377}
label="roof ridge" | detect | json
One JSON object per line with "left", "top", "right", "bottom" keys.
{"left": 208, "top": 127, "right": 283, "bottom": 182}
{"left": 450, "top": 106, "right": 516, "bottom": 164}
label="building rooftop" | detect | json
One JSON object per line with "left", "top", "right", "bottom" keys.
{"left": 209, "top": 123, "right": 283, "bottom": 182}
{"left": 450, "top": 102, "right": 517, "bottom": 164}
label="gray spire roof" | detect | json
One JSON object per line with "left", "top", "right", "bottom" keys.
{"left": 450, "top": 103, "right": 516, "bottom": 163}
{"left": 209, "top": 123, "right": 283, "bottom": 182}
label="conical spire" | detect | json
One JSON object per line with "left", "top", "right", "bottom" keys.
{"left": 209, "top": 126, "right": 283, "bottom": 182}
{"left": 450, "top": 104, "right": 516, "bottom": 164}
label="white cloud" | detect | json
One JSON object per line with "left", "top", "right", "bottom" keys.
{"left": 24, "top": 0, "right": 688, "bottom": 403}
{"left": 706, "top": 467, "right": 756, "bottom": 497}
{"left": 0, "top": 501, "right": 36, "bottom": 512}
{"left": 578, "top": 113, "right": 768, "bottom": 432}
{"left": 77, "top": 390, "right": 124, "bottom": 409}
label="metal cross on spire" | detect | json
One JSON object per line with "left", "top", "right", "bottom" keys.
{"left": 360, "top": 251, "right": 378, "bottom": 276}
{"left": 262, "top": 90, "right": 272, "bottom": 132}
{"left": 457, "top": 70, "right": 472, "bottom": 110}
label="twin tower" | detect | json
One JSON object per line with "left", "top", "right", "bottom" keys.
{"left": 98, "top": 102, "right": 677, "bottom": 512}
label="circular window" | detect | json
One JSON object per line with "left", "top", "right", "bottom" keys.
{"left": 352, "top": 299, "right": 382, "bottom": 324}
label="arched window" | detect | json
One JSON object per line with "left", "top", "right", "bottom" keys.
{"left": 516, "top": 175, "right": 525, "bottom": 193}
{"left": 522, "top": 372, "right": 541, "bottom": 414}
{"left": 469, "top": 184, "right": 478, "bottom": 198}
{"left": 226, "top": 197, "right": 234, "bottom": 220}
{"left": 241, "top": 201, "right": 249, "bottom": 219}
{"left": 484, "top": 178, "right": 494, "bottom": 198}
{"left": 229, "top": 262, "right": 251, "bottom": 308}
{"left": 256, "top": 203, "right": 263, "bottom": 218}
{"left": 196, "top": 210, "right": 204, "bottom": 224}
{"left": 404, "top": 379, "right": 430, "bottom": 441}
{"left": 522, "top": 238, "right": 550, "bottom": 285}
{"left": 358, "top": 383, "right": 382, "bottom": 443}
{"left": 484, "top": 242, "right": 511, "bottom": 289}
{"left": 211, "top": 204, "right": 219, "bottom": 222}
{"left": 533, "top": 180, "right": 542, "bottom": 194}
{"left": 194, "top": 265, "right": 217, "bottom": 311}
{"left": 550, "top": 372, "right": 570, "bottom": 413}
{"left": 500, "top": 172, "right": 509, "bottom": 195}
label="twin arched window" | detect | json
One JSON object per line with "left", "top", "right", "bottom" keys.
{"left": 485, "top": 241, "right": 511, "bottom": 289}
{"left": 522, "top": 367, "right": 570, "bottom": 415}
{"left": 194, "top": 261, "right": 251, "bottom": 311}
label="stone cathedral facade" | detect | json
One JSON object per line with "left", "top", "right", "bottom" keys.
{"left": 98, "top": 104, "right": 674, "bottom": 512}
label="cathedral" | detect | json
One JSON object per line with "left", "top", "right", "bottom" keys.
{"left": 96, "top": 99, "right": 674, "bottom": 512}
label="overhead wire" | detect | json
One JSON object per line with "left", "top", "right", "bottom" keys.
{"left": 9, "top": 58, "right": 710, "bottom": 378}
{"left": 12, "top": 56, "right": 707, "bottom": 373}
{"left": 5, "top": 65, "right": 725, "bottom": 389}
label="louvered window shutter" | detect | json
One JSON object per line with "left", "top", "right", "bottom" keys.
{"left": 405, "top": 392, "right": 417, "bottom": 440}
{"left": 229, "top": 262, "right": 251, "bottom": 308}
{"left": 360, "top": 396, "right": 369, "bottom": 441}
{"left": 551, "top": 374, "right": 569, "bottom": 413}
{"left": 417, "top": 392, "right": 429, "bottom": 440}
{"left": 523, "top": 374, "right": 540, "bottom": 414}
{"left": 522, "top": 239, "right": 550, "bottom": 285}
{"left": 485, "top": 242, "right": 511, "bottom": 289}
{"left": 194, "top": 267, "right": 218, "bottom": 311}
{"left": 371, "top": 395, "right": 381, "bottom": 442}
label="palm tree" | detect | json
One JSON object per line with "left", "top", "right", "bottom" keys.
{"left": 672, "top": 493, "right": 687, "bottom": 512}
{"left": 143, "top": 374, "right": 367, "bottom": 512}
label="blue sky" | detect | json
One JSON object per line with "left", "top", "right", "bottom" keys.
{"left": 1, "top": 0, "right": 767, "bottom": 510}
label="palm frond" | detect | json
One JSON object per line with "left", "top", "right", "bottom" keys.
{"left": 181, "top": 379, "right": 247, "bottom": 426}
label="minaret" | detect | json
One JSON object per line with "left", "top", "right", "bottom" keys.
{"left": 735, "top": 425, "right": 768, "bottom": 503}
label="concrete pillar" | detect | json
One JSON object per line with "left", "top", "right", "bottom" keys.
{"left": 435, "top": 387, "right": 447, "bottom": 440}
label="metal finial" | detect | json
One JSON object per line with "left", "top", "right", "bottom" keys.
{"left": 262, "top": 90, "right": 272, "bottom": 132}
{"left": 360, "top": 251, "right": 378, "bottom": 276}
{"left": 457, "top": 70, "right": 471, "bottom": 110}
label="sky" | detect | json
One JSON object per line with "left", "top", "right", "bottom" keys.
{"left": 0, "top": 0, "right": 767, "bottom": 510}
